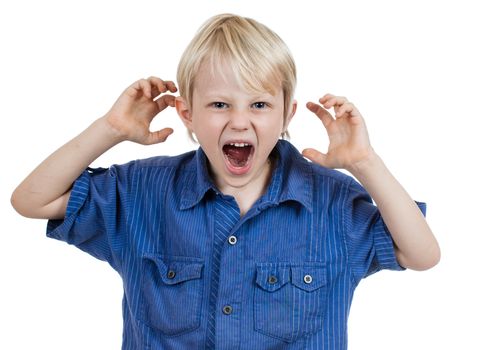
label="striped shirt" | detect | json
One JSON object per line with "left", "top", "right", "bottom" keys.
{"left": 47, "top": 139, "right": 425, "bottom": 349}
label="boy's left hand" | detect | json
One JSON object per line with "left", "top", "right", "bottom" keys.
{"left": 302, "top": 94, "right": 375, "bottom": 172}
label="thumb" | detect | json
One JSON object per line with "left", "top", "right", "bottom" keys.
{"left": 302, "top": 148, "right": 327, "bottom": 166}
{"left": 145, "top": 128, "right": 174, "bottom": 145}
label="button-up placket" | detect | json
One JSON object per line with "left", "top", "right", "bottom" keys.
{"left": 205, "top": 194, "right": 243, "bottom": 349}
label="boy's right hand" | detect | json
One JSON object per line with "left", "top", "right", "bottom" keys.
{"left": 104, "top": 77, "right": 177, "bottom": 145}
{"left": 11, "top": 77, "right": 178, "bottom": 219}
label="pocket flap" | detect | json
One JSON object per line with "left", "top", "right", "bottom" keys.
{"left": 291, "top": 264, "right": 327, "bottom": 292}
{"left": 143, "top": 254, "right": 204, "bottom": 285}
{"left": 255, "top": 263, "right": 290, "bottom": 292}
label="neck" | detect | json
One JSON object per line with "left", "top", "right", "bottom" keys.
{"left": 218, "top": 158, "right": 274, "bottom": 216}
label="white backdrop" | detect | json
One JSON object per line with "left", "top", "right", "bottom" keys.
{"left": 1, "top": 0, "right": 492, "bottom": 349}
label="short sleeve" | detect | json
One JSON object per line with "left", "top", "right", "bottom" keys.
{"left": 46, "top": 163, "right": 134, "bottom": 272}
{"left": 344, "top": 179, "right": 426, "bottom": 282}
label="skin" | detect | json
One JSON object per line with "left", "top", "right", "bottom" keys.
{"left": 11, "top": 73, "right": 440, "bottom": 271}
{"left": 175, "top": 63, "right": 296, "bottom": 215}
{"left": 10, "top": 77, "right": 177, "bottom": 220}
{"left": 302, "top": 96, "right": 440, "bottom": 270}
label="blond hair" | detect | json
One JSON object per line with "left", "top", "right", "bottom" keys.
{"left": 176, "top": 13, "right": 297, "bottom": 139}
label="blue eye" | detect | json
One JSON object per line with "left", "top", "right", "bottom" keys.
{"left": 252, "top": 102, "right": 266, "bottom": 109}
{"left": 212, "top": 102, "right": 228, "bottom": 109}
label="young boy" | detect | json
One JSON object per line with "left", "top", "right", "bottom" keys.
{"left": 11, "top": 13, "right": 439, "bottom": 350}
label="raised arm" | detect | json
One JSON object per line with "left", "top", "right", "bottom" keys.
{"left": 11, "top": 77, "right": 177, "bottom": 220}
{"left": 302, "top": 94, "right": 440, "bottom": 271}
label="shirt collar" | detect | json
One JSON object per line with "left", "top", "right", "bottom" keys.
{"left": 179, "top": 140, "right": 313, "bottom": 212}
{"left": 264, "top": 140, "right": 313, "bottom": 212}
{"left": 179, "top": 147, "right": 216, "bottom": 210}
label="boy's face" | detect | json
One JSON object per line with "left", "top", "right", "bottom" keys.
{"left": 177, "top": 62, "right": 296, "bottom": 194}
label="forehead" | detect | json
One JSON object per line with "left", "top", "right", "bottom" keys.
{"left": 193, "top": 58, "right": 282, "bottom": 99}
{"left": 194, "top": 61, "right": 241, "bottom": 93}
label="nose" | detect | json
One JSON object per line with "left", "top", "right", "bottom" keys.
{"left": 228, "top": 109, "right": 250, "bottom": 131}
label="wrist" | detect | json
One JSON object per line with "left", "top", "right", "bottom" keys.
{"left": 347, "top": 149, "right": 383, "bottom": 179}
{"left": 96, "top": 114, "right": 128, "bottom": 144}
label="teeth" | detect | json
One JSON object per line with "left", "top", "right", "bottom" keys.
{"left": 229, "top": 142, "right": 250, "bottom": 147}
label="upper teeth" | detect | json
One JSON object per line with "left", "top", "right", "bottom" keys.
{"left": 229, "top": 143, "right": 249, "bottom": 147}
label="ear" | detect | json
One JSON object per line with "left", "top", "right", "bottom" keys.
{"left": 283, "top": 100, "right": 297, "bottom": 132}
{"left": 175, "top": 96, "right": 193, "bottom": 131}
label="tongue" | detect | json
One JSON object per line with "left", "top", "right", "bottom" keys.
{"left": 223, "top": 145, "right": 252, "bottom": 167}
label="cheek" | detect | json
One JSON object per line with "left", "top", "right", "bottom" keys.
{"left": 191, "top": 113, "right": 209, "bottom": 132}
{"left": 260, "top": 114, "right": 284, "bottom": 135}
{"left": 192, "top": 116, "right": 223, "bottom": 146}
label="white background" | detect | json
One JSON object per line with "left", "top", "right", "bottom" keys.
{"left": 1, "top": 0, "right": 492, "bottom": 349}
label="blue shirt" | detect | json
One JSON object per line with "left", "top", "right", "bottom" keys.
{"left": 47, "top": 140, "right": 425, "bottom": 350}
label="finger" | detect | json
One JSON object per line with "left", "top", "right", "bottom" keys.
{"left": 151, "top": 85, "right": 162, "bottom": 100}
{"left": 319, "top": 94, "right": 347, "bottom": 104}
{"left": 320, "top": 96, "right": 348, "bottom": 110}
{"left": 306, "top": 102, "right": 334, "bottom": 128}
{"left": 145, "top": 128, "right": 174, "bottom": 145}
{"left": 154, "top": 94, "right": 176, "bottom": 111}
{"left": 163, "top": 80, "right": 178, "bottom": 93}
{"left": 148, "top": 77, "right": 169, "bottom": 100}
{"left": 126, "top": 79, "right": 145, "bottom": 98}
{"left": 321, "top": 96, "right": 350, "bottom": 119}
{"left": 138, "top": 79, "right": 152, "bottom": 99}
{"left": 319, "top": 93, "right": 335, "bottom": 103}
{"left": 301, "top": 148, "right": 327, "bottom": 166}
{"left": 148, "top": 76, "right": 167, "bottom": 93}
{"left": 302, "top": 148, "right": 338, "bottom": 169}
{"left": 334, "top": 102, "right": 355, "bottom": 118}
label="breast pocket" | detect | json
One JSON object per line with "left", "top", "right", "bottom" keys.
{"left": 138, "top": 254, "right": 205, "bottom": 336}
{"left": 254, "top": 262, "right": 328, "bottom": 343}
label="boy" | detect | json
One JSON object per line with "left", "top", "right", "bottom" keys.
{"left": 11, "top": 13, "right": 439, "bottom": 350}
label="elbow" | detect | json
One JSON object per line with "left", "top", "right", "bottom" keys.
{"left": 412, "top": 249, "right": 440, "bottom": 271}
{"left": 420, "top": 240, "right": 441, "bottom": 270}
{"left": 397, "top": 244, "right": 441, "bottom": 271}
{"left": 11, "top": 187, "right": 69, "bottom": 220}
{"left": 11, "top": 188, "right": 28, "bottom": 217}
{"left": 430, "top": 245, "right": 441, "bottom": 268}
{"left": 416, "top": 246, "right": 441, "bottom": 271}
{"left": 11, "top": 187, "right": 38, "bottom": 218}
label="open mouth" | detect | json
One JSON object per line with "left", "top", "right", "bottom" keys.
{"left": 222, "top": 142, "right": 254, "bottom": 174}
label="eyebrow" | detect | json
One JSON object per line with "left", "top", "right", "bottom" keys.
{"left": 201, "top": 93, "right": 275, "bottom": 100}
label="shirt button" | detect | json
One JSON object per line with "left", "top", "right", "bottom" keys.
{"left": 228, "top": 235, "right": 237, "bottom": 245}
{"left": 167, "top": 270, "right": 176, "bottom": 279}
{"left": 222, "top": 305, "right": 233, "bottom": 315}
{"left": 303, "top": 274, "right": 313, "bottom": 284}
{"left": 268, "top": 275, "right": 278, "bottom": 284}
